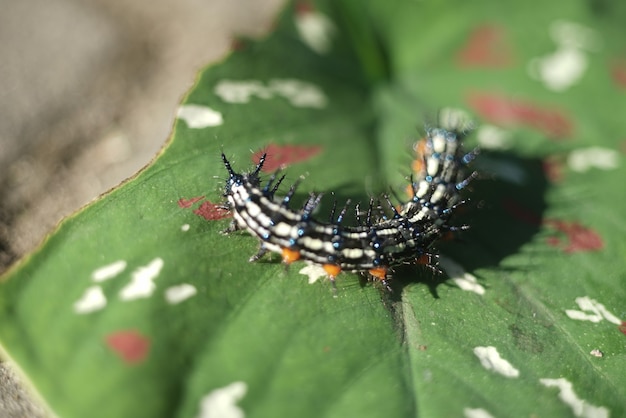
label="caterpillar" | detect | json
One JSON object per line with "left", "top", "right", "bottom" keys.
{"left": 220, "top": 125, "right": 477, "bottom": 290}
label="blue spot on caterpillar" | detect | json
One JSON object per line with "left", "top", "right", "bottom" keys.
{"left": 220, "top": 126, "right": 477, "bottom": 290}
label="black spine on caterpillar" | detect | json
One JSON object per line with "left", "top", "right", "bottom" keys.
{"left": 220, "top": 126, "right": 477, "bottom": 289}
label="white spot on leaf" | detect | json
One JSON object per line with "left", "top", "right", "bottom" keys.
{"left": 197, "top": 381, "right": 247, "bottom": 418}
{"left": 73, "top": 285, "right": 107, "bottom": 314}
{"left": 119, "top": 258, "right": 164, "bottom": 301}
{"left": 439, "top": 257, "right": 485, "bottom": 295}
{"left": 527, "top": 21, "right": 600, "bottom": 92}
{"left": 214, "top": 79, "right": 327, "bottom": 109}
{"left": 473, "top": 346, "right": 520, "bottom": 378}
{"left": 567, "top": 147, "right": 619, "bottom": 172}
{"left": 295, "top": 10, "right": 336, "bottom": 54}
{"left": 299, "top": 264, "right": 327, "bottom": 284}
{"left": 540, "top": 377, "right": 609, "bottom": 418}
{"left": 92, "top": 260, "right": 127, "bottom": 282}
{"left": 165, "top": 284, "right": 197, "bottom": 304}
{"left": 177, "top": 105, "right": 223, "bottom": 128}
{"left": 181, "top": 224, "right": 190, "bottom": 232}
{"left": 476, "top": 124, "right": 513, "bottom": 150}
{"left": 269, "top": 79, "right": 327, "bottom": 108}
{"left": 214, "top": 80, "right": 271, "bottom": 103}
{"left": 589, "top": 349, "right": 603, "bottom": 358}
{"left": 464, "top": 408, "right": 495, "bottom": 418}
{"left": 565, "top": 296, "right": 621, "bottom": 325}
{"left": 550, "top": 20, "right": 601, "bottom": 51}
{"left": 528, "top": 47, "right": 588, "bottom": 91}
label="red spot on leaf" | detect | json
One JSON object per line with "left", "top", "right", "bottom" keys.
{"left": 502, "top": 199, "right": 604, "bottom": 253}
{"left": 105, "top": 330, "right": 150, "bottom": 364}
{"left": 619, "top": 321, "right": 626, "bottom": 336}
{"left": 545, "top": 236, "right": 561, "bottom": 248}
{"left": 467, "top": 92, "right": 573, "bottom": 139}
{"left": 502, "top": 200, "right": 604, "bottom": 254}
{"left": 194, "top": 201, "right": 231, "bottom": 221}
{"left": 178, "top": 196, "right": 205, "bottom": 208}
{"left": 252, "top": 144, "right": 323, "bottom": 172}
{"left": 610, "top": 59, "right": 626, "bottom": 89}
{"left": 456, "top": 24, "right": 514, "bottom": 68}
{"left": 545, "top": 220, "right": 604, "bottom": 253}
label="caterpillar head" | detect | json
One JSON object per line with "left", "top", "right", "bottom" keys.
{"left": 221, "top": 152, "right": 265, "bottom": 196}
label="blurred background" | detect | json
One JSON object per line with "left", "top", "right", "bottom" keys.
{"left": 0, "top": 0, "right": 282, "bottom": 415}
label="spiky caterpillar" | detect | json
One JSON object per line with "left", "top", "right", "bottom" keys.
{"left": 220, "top": 126, "right": 477, "bottom": 289}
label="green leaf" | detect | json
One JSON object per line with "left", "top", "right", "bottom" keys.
{"left": 2, "top": 1, "right": 626, "bottom": 417}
